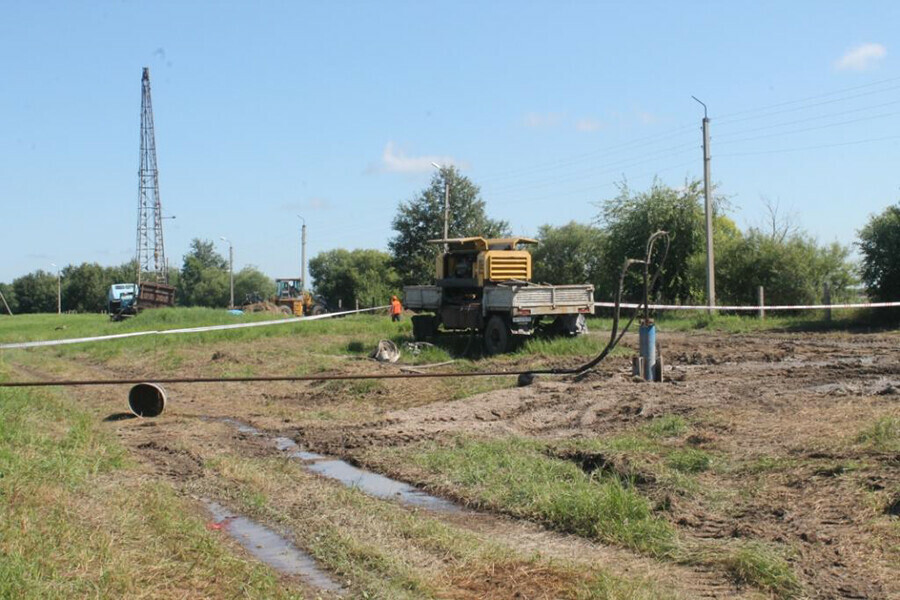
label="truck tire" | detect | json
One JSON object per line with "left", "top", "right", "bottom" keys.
{"left": 411, "top": 315, "right": 435, "bottom": 341}
{"left": 484, "top": 315, "right": 510, "bottom": 355}
{"left": 311, "top": 304, "right": 326, "bottom": 316}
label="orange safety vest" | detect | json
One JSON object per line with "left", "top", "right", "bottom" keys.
{"left": 390, "top": 299, "right": 402, "bottom": 315}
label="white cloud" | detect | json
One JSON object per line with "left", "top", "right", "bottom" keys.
{"left": 835, "top": 43, "right": 887, "bottom": 71}
{"left": 575, "top": 118, "right": 604, "bottom": 132}
{"left": 523, "top": 112, "right": 564, "bottom": 128}
{"left": 379, "top": 141, "right": 458, "bottom": 174}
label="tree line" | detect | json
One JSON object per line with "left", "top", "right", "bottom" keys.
{"left": 3, "top": 167, "right": 899, "bottom": 315}
{"left": 0, "top": 240, "right": 274, "bottom": 314}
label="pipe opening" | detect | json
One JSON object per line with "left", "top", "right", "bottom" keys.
{"left": 128, "top": 383, "right": 167, "bottom": 417}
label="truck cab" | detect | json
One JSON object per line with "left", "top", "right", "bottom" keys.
{"left": 108, "top": 283, "right": 137, "bottom": 315}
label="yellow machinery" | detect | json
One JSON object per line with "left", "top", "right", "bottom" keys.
{"left": 273, "top": 279, "right": 327, "bottom": 316}
{"left": 403, "top": 237, "right": 594, "bottom": 354}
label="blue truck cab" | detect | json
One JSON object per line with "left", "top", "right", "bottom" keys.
{"left": 108, "top": 283, "right": 138, "bottom": 316}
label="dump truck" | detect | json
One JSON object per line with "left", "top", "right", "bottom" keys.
{"left": 108, "top": 281, "right": 176, "bottom": 321}
{"left": 403, "top": 237, "right": 594, "bottom": 354}
{"left": 273, "top": 278, "right": 328, "bottom": 316}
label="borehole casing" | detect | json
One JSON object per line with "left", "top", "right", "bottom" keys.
{"left": 128, "top": 383, "right": 167, "bottom": 417}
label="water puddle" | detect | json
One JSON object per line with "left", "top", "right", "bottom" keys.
{"left": 305, "top": 459, "right": 460, "bottom": 512}
{"left": 204, "top": 500, "right": 345, "bottom": 594}
{"left": 218, "top": 418, "right": 460, "bottom": 513}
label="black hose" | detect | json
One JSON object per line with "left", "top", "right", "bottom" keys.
{"left": 524, "top": 230, "right": 669, "bottom": 377}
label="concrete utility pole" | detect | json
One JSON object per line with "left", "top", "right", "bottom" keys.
{"left": 692, "top": 96, "right": 716, "bottom": 312}
{"left": 297, "top": 216, "right": 307, "bottom": 292}
{"left": 220, "top": 237, "right": 234, "bottom": 308}
{"left": 0, "top": 289, "right": 12, "bottom": 316}
{"left": 431, "top": 162, "right": 450, "bottom": 252}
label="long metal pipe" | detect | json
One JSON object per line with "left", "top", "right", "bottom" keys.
{"left": 0, "top": 369, "right": 548, "bottom": 388}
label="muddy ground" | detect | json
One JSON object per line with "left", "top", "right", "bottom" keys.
{"left": 10, "top": 327, "right": 900, "bottom": 599}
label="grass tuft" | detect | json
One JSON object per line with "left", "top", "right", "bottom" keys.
{"left": 718, "top": 541, "right": 801, "bottom": 599}
{"left": 666, "top": 448, "right": 712, "bottom": 473}
{"left": 856, "top": 416, "right": 900, "bottom": 451}
{"left": 644, "top": 415, "right": 688, "bottom": 438}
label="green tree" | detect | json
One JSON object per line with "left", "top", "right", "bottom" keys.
{"left": 233, "top": 266, "right": 275, "bottom": 305}
{"left": 180, "top": 239, "right": 228, "bottom": 307}
{"left": 12, "top": 270, "right": 57, "bottom": 313}
{"left": 61, "top": 262, "right": 107, "bottom": 313}
{"left": 858, "top": 202, "right": 900, "bottom": 303}
{"left": 389, "top": 167, "right": 510, "bottom": 285}
{"left": 596, "top": 179, "right": 714, "bottom": 303}
{"left": 715, "top": 228, "right": 855, "bottom": 306}
{"left": 309, "top": 248, "right": 400, "bottom": 307}
{"left": 532, "top": 222, "right": 605, "bottom": 290}
{"left": 187, "top": 269, "right": 230, "bottom": 308}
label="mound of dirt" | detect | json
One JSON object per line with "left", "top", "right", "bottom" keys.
{"left": 242, "top": 301, "right": 289, "bottom": 314}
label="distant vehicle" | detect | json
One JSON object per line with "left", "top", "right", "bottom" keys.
{"left": 272, "top": 278, "right": 328, "bottom": 316}
{"left": 403, "top": 237, "right": 593, "bottom": 354}
{"left": 108, "top": 281, "right": 176, "bottom": 321}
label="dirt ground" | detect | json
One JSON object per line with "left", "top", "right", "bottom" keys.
{"left": 10, "top": 328, "right": 900, "bottom": 599}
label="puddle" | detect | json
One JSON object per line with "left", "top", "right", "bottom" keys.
{"left": 306, "top": 460, "right": 460, "bottom": 512}
{"left": 205, "top": 500, "right": 345, "bottom": 594}
{"left": 219, "top": 418, "right": 263, "bottom": 435}
{"left": 292, "top": 450, "right": 326, "bottom": 461}
{"left": 217, "top": 418, "right": 460, "bottom": 513}
{"left": 274, "top": 436, "right": 296, "bottom": 451}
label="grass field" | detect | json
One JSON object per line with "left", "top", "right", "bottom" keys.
{"left": 0, "top": 308, "right": 897, "bottom": 598}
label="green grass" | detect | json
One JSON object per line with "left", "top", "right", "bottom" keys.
{"left": 644, "top": 415, "right": 689, "bottom": 438}
{"left": 0, "top": 367, "right": 303, "bottom": 599}
{"left": 403, "top": 436, "right": 676, "bottom": 557}
{"left": 666, "top": 448, "right": 712, "bottom": 474}
{"left": 716, "top": 541, "right": 801, "bottom": 598}
{"left": 856, "top": 416, "right": 900, "bottom": 451}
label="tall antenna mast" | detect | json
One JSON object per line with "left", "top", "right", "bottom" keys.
{"left": 136, "top": 67, "right": 168, "bottom": 285}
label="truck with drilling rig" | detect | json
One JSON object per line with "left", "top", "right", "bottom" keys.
{"left": 402, "top": 237, "right": 594, "bottom": 354}
{"left": 107, "top": 281, "right": 176, "bottom": 321}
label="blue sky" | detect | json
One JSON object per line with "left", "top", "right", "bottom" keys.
{"left": 2, "top": 1, "right": 898, "bottom": 283}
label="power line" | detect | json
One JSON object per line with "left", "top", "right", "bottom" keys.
{"left": 715, "top": 109, "right": 900, "bottom": 146}
{"left": 716, "top": 133, "right": 900, "bottom": 158}
{"left": 477, "top": 122, "right": 696, "bottom": 183}
{"left": 482, "top": 141, "right": 697, "bottom": 195}
{"left": 714, "top": 84, "right": 900, "bottom": 126}
{"left": 714, "top": 75, "right": 900, "bottom": 121}
{"left": 713, "top": 97, "right": 900, "bottom": 140}
{"left": 489, "top": 159, "right": 698, "bottom": 210}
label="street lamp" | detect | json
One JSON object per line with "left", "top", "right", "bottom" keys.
{"left": 297, "top": 215, "right": 307, "bottom": 292}
{"left": 431, "top": 162, "right": 450, "bottom": 252}
{"left": 220, "top": 237, "right": 234, "bottom": 309}
{"left": 50, "top": 263, "right": 61, "bottom": 314}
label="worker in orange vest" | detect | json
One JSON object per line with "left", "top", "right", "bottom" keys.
{"left": 390, "top": 295, "right": 403, "bottom": 322}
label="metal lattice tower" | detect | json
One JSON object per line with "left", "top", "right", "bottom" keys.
{"left": 135, "top": 67, "right": 168, "bottom": 285}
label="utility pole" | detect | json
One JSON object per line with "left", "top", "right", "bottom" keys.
{"left": 298, "top": 216, "right": 307, "bottom": 292}
{"left": 431, "top": 162, "right": 450, "bottom": 252}
{"left": 0, "top": 289, "right": 12, "bottom": 316}
{"left": 220, "top": 237, "right": 234, "bottom": 308}
{"left": 692, "top": 96, "right": 716, "bottom": 312}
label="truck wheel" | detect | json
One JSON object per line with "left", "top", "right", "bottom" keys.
{"left": 411, "top": 315, "right": 435, "bottom": 341}
{"left": 311, "top": 304, "right": 326, "bottom": 316}
{"left": 484, "top": 315, "right": 510, "bottom": 355}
